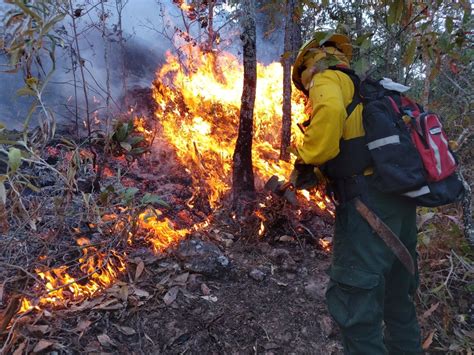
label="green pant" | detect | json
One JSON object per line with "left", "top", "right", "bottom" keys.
{"left": 326, "top": 182, "right": 423, "bottom": 355}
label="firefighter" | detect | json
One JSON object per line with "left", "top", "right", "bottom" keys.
{"left": 291, "top": 32, "right": 423, "bottom": 354}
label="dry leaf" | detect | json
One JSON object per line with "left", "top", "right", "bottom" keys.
{"left": 26, "top": 324, "right": 50, "bottom": 334}
{"left": 422, "top": 330, "right": 436, "bottom": 350}
{"left": 97, "top": 333, "right": 116, "bottom": 348}
{"left": 200, "top": 295, "right": 218, "bottom": 302}
{"left": 279, "top": 235, "right": 293, "bottom": 242}
{"left": 33, "top": 339, "right": 54, "bottom": 353}
{"left": 114, "top": 324, "right": 136, "bottom": 336}
{"left": 422, "top": 302, "right": 440, "bottom": 320}
{"left": 133, "top": 288, "right": 150, "bottom": 298}
{"left": 173, "top": 272, "right": 189, "bottom": 285}
{"left": 159, "top": 273, "right": 171, "bottom": 285}
{"left": 201, "top": 283, "right": 211, "bottom": 296}
{"left": 12, "top": 340, "right": 27, "bottom": 355}
{"left": 118, "top": 285, "right": 129, "bottom": 302}
{"left": 75, "top": 319, "right": 92, "bottom": 332}
{"left": 135, "top": 260, "right": 145, "bottom": 280}
{"left": 163, "top": 286, "right": 179, "bottom": 305}
{"left": 0, "top": 283, "right": 4, "bottom": 304}
{"left": 94, "top": 299, "right": 122, "bottom": 310}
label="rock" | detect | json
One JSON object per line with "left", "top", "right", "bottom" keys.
{"left": 304, "top": 275, "right": 329, "bottom": 300}
{"left": 268, "top": 248, "right": 291, "bottom": 264}
{"left": 318, "top": 315, "right": 336, "bottom": 338}
{"left": 174, "top": 239, "right": 231, "bottom": 278}
{"left": 248, "top": 268, "right": 266, "bottom": 281}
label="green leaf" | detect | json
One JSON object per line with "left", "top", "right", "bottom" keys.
{"left": 122, "top": 187, "right": 139, "bottom": 202}
{"left": 316, "top": 32, "right": 334, "bottom": 46}
{"left": 130, "top": 147, "right": 147, "bottom": 155}
{"left": 0, "top": 181, "right": 6, "bottom": 204}
{"left": 16, "top": 87, "right": 36, "bottom": 97}
{"left": 128, "top": 136, "right": 144, "bottom": 146}
{"left": 40, "top": 13, "right": 65, "bottom": 37}
{"left": 141, "top": 193, "right": 170, "bottom": 208}
{"left": 120, "top": 142, "right": 132, "bottom": 151}
{"left": 114, "top": 123, "right": 129, "bottom": 142}
{"left": 403, "top": 39, "right": 417, "bottom": 66}
{"left": 8, "top": 147, "right": 22, "bottom": 173}
{"left": 445, "top": 16, "right": 454, "bottom": 34}
{"left": 387, "top": 0, "right": 403, "bottom": 26}
{"left": 14, "top": 0, "right": 42, "bottom": 23}
{"left": 26, "top": 182, "right": 40, "bottom": 193}
{"left": 352, "top": 58, "right": 369, "bottom": 76}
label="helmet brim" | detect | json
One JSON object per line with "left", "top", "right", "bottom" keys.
{"left": 292, "top": 33, "right": 352, "bottom": 93}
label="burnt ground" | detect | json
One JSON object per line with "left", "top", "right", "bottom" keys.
{"left": 111, "top": 240, "right": 339, "bottom": 354}
{"left": 6, "top": 233, "right": 342, "bottom": 354}
{"left": 0, "top": 132, "right": 342, "bottom": 354}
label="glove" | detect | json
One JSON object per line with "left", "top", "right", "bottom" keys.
{"left": 289, "top": 163, "right": 323, "bottom": 190}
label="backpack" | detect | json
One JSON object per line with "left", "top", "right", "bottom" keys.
{"left": 329, "top": 66, "right": 465, "bottom": 207}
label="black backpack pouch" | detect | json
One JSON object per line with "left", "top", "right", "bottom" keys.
{"left": 363, "top": 97, "right": 427, "bottom": 194}
{"left": 411, "top": 173, "right": 465, "bottom": 207}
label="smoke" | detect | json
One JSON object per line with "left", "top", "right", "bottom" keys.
{"left": 0, "top": 0, "right": 285, "bottom": 130}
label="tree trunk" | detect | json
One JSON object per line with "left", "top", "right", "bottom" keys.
{"left": 280, "top": 0, "right": 299, "bottom": 161}
{"left": 207, "top": 0, "right": 215, "bottom": 52}
{"left": 232, "top": 0, "right": 257, "bottom": 210}
{"left": 100, "top": 0, "right": 111, "bottom": 134}
{"left": 69, "top": 0, "right": 91, "bottom": 137}
{"left": 115, "top": 0, "right": 128, "bottom": 110}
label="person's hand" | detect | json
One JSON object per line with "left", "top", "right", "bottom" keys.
{"left": 289, "top": 163, "right": 322, "bottom": 190}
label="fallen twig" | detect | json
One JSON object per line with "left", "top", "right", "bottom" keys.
{"left": 0, "top": 295, "right": 20, "bottom": 333}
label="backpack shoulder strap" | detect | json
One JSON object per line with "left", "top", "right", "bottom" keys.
{"left": 328, "top": 65, "right": 361, "bottom": 118}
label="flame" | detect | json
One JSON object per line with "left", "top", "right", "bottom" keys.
{"left": 19, "top": 238, "right": 125, "bottom": 313}
{"left": 137, "top": 209, "right": 188, "bottom": 253}
{"left": 152, "top": 46, "right": 320, "bottom": 208}
{"left": 134, "top": 116, "right": 153, "bottom": 142}
{"left": 318, "top": 237, "right": 332, "bottom": 252}
{"left": 17, "top": 45, "right": 335, "bottom": 317}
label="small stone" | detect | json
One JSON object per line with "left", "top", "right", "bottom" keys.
{"left": 174, "top": 239, "right": 231, "bottom": 278}
{"left": 318, "top": 315, "right": 335, "bottom": 338}
{"left": 249, "top": 268, "right": 266, "bottom": 281}
{"left": 304, "top": 281, "right": 325, "bottom": 300}
{"left": 298, "top": 267, "right": 309, "bottom": 277}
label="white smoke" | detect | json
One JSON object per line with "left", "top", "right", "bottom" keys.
{"left": 0, "top": 0, "right": 284, "bottom": 130}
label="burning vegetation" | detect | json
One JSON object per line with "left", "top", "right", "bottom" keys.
{"left": 11, "top": 45, "right": 334, "bottom": 318}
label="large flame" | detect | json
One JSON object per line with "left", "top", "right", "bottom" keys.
{"left": 153, "top": 46, "right": 317, "bottom": 208}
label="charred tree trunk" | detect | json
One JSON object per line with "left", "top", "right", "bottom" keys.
{"left": 207, "top": 0, "right": 215, "bottom": 52}
{"left": 232, "top": 0, "right": 257, "bottom": 211}
{"left": 280, "top": 0, "right": 300, "bottom": 161}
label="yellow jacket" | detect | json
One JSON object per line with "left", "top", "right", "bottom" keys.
{"left": 296, "top": 66, "right": 364, "bottom": 166}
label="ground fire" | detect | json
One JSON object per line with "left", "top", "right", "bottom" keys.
{"left": 16, "top": 45, "right": 333, "bottom": 315}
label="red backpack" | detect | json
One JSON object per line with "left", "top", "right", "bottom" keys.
{"left": 411, "top": 113, "right": 457, "bottom": 182}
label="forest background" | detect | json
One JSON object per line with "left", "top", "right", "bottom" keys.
{"left": 0, "top": 0, "right": 472, "bottom": 353}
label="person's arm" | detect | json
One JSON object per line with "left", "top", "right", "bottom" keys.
{"left": 296, "top": 70, "right": 346, "bottom": 166}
